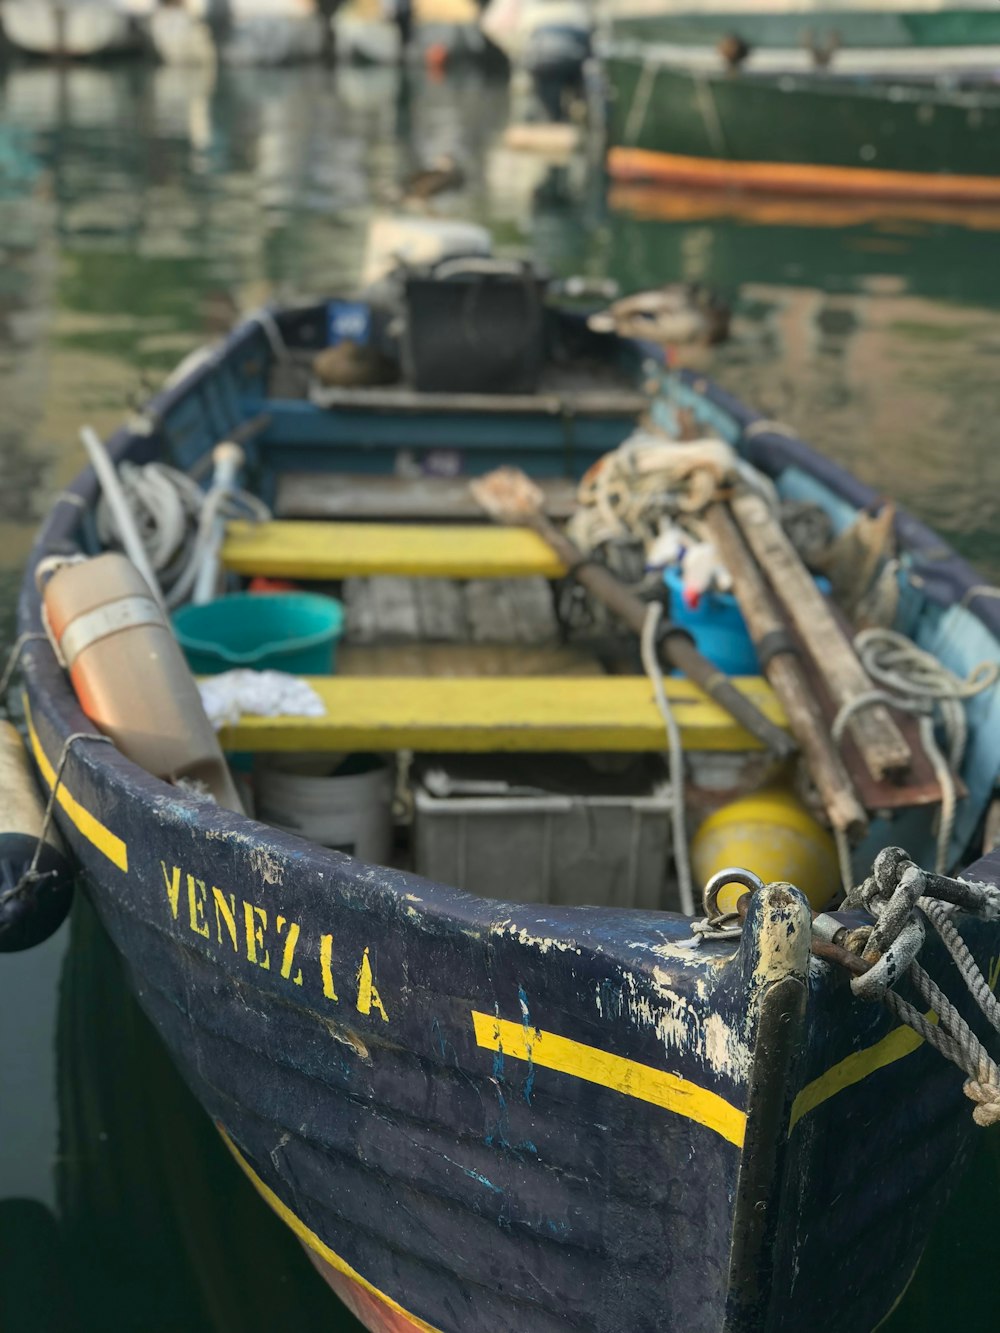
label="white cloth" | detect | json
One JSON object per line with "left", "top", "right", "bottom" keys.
{"left": 198, "top": 670, "right": 326, "bottom": 731}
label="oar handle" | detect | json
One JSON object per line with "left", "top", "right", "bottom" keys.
{"left": 531, "top": 511, "right": 797, "bottom": 760}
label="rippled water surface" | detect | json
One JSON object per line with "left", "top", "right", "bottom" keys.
{"left": 2, "top": 58, "right": 1000, "bottom": 1333}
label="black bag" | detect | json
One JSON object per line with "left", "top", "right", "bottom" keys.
{"left": 402, "top": 258, "right": 549, "bottom": 394}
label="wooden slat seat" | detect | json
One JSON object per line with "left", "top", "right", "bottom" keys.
{"left": 275, "top": 474, "right": 579, "bottom": 522}
{"left": 214, "top": 675, "right": 787, "bottom": 754}
{"left": 222, "top": 520, "right": 567, "bottom": 580}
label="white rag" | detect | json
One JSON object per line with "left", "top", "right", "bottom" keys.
{"left": 198, "top": 670, "right": 326, "bottom": 731}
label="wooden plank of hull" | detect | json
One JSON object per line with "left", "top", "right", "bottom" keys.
{"left": 212, "top": 674, "right": 787, "bottom": 753}
{"left": 221, "top": 520, "right": 568, "bottom": 580}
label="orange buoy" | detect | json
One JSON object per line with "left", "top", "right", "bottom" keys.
{"left": 41, "top": 553, "right": 243, "bottom": 813}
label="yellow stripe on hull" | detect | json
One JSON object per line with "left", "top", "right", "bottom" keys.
{"left": 220, "top": 1129, "right": 443, "bottom": 1333}
{"left": 24, "top": 698, "right": 128, "bottom": 873}
{"left": 472, "top": 1011, "right": 746, "bottom": 1147}
{"left": 790, "top": 1012, "right": 939, "bottom": 1130}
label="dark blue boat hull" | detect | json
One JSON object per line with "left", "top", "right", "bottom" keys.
{"left": 16, "top": 305, "right": 1000, "bottom": 1332}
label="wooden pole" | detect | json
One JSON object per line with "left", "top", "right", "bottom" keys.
{"left": 705, "top": 504, "right": 868, "bottom": 839}
{"left": 729, "top": 490, "right": 911, "bottom": 783}
{"left": 528, "top": 509, "right": 798, "bottom": 760}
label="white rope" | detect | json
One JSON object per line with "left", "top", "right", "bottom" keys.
{"left": 640, "top": 602, "right": 694, "bottom": 917}
{"left": 566, "top": 431, "right": 777, "bottom": 569}
{"left": 0, "top": 632, "right": 49, "bottom": 703}
{"left": 836, "top": 628, "right": 998, "bottom": 875}
{"left": 95, "top": 461, "right": 270, "bottom": 610}
{"left": 0, "top": 732, "right": 113, "bottom": 907}
{"left": 960, "top": 584, "right": 1000, "bottom": 611}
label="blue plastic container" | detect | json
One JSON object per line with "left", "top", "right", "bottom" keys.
{"left": 173, "top": 593, "right": 344, "bottom": 677}
{"left": 663, "top": 565, "right": 759, "bottom": 676}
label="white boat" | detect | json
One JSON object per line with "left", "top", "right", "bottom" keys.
{"left": 148, "top": 0, "right": 327, "bottom": 66}
{"left": 1, "top": 0, "right": 149, "bottom": 58}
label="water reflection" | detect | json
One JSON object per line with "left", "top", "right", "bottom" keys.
{"left": 0, "top": 897, "right": 360, "bottom": 1333}
{"left": 607, "top": 191, "right": 1000, "bottom": 579}
{"left": 1, "top": 56, "right": 1000, "bottom": 1333}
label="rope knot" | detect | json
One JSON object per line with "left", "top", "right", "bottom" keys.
{"left": 964, "top": 1079, "right": 1000, "bottom": 1128}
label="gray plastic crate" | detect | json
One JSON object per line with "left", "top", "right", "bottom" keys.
{"left": 413, "top": 756, "right": 675, "bottom": 911}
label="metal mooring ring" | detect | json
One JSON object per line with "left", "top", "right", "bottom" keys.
{"left": 703, "top": 867, "right": 766, "bottom": 923}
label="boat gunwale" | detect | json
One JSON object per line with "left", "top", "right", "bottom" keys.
{"left": 603, "top": 45, "right": 1000, "bottom": 109}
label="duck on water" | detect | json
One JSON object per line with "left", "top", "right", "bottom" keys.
{"left": 4, "top": 266, "right": 1000, "bottom": 1333}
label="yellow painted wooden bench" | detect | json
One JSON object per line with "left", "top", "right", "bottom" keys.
{"left": 221, "top": 520, "right": 567, "bottom": 580}
{"left": 215, "top": 676, "right": 787, "bottom": 754}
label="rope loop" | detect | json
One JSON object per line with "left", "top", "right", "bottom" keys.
{"left": 0, "top": 632, "right": 49, "bottom": 704}
{"left": 837, "top": 845, "right": 1000, "bottom": 1126}
{"left": 0, "top": 731, "right": 112, "bottom": 908}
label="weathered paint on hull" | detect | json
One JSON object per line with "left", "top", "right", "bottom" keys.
{"left": 605, "top": 58, "right": 1000, "bottom": 199}
{"left": 223, "top": 1131, "right": 437, "bottom": 1331}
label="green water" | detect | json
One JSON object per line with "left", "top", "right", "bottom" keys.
{"left": 2, "top": 58, "right": 1000, "bottom": 1333}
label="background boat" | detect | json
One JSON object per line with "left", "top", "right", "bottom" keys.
{"left": 148, "top": 0, "right": 328, "bottom": 66}
{"left": 604, "top": 58, "right": 1000, "bottom": 201}
{"left": 603, "top": 0, "right": 1000, "bottom": 78}
{"left": 1, "top": 0, "right": 150, "bottom": 59}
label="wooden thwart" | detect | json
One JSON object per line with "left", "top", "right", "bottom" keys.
{"left": 222, "top": 520, "right": 567, "bottom": 580}
{"left": 276, "top": 474, "right": 580, "bottom": 522}
{"left": 214, "top": 675, "right": 787, "bottom": 754}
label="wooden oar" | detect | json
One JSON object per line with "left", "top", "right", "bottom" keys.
{"left": 729, "top": 490, "right": 912, "bottom": 782}
{"left": 705, "top": 503, "right": 868, "bottom": 839}
{"left": 471, "top": 467, "right": 797, "bottom": 760}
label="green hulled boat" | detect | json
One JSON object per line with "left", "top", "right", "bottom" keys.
{"left": 604, "top": 56, "right": 1000, "bottom": 202}
{"left": 603, "top": 0, "right": 1000, "bottom": 200}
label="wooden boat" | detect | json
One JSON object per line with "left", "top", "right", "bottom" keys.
{"left": 603, "top": 0, "right": 1000, "bottom": 203}
{"left": 11, "top": 291, "right": 1000, "bottom": 1333}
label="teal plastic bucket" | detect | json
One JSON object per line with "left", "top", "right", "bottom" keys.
{"left": 173, "top": 593, "right": 344, "bottom": 677}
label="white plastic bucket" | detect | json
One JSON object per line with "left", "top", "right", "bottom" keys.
{"left": 255, "top": 755, "right": 394, "bottom": 864}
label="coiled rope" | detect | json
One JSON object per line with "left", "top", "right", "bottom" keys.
{"left": 95, "top": 461, "right": 270, "bottom": 610}
{"left": 832, "top": 627, "right": 998, "bottom": 883}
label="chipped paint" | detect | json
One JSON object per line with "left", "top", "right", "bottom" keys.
{"left": 498, "top": 921, "right": 582, "bottom": 956}
{"left": 752, "top": 886, "right": 811, "bottom": 989}
{"left": 249, "top": 845, "right": 284, "bottom": 886}
{"left": 592, "top": 964, "right": 751, "bottom": 1081}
